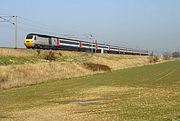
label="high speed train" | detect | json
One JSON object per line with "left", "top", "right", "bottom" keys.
{"left": 24, "top": 33, "right": 148, "bottom": 55}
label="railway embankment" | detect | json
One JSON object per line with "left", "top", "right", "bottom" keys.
{"left": 0, "top": 48, "right": 169, "bottom": 89}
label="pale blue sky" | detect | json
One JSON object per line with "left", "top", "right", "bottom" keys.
{"left": 0, "top": 0, "right": 180, "bottom": 53}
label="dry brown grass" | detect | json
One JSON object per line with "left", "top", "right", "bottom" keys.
{"left": 0, "top": 62, "right": 94, "bottom": 89}
{"left": 0, "top": 48, "right": 35, "bottom": 57}
{"left": 0, "top": 56, "right": 150, "bottom": 89}
{"left": 91, "top": 55, "right": 149, "bottom": 70}
{"left": 0, "top": 48, "right": 158, "bottom": 89}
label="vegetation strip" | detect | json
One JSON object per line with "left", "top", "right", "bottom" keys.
{"left": 0, "top": 48, "right": 154, "bottom": 89}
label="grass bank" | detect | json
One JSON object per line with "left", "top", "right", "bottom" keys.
{"left": 0, "top": 48, "right": 153, "bottom": 89}
{"left": 0, "top": 60, "right": 180, "bottom": 121}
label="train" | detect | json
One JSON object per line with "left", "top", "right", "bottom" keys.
{"left": 24, "top": 33, "right": 149, "bottom": 55}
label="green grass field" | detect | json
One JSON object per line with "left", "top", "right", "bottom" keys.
{"left": 0, "top": 60, "right": 180, "bottom": 121}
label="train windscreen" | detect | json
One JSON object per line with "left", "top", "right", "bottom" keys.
{"left": 26, "top": 35, "right": 33, "bottom": 39}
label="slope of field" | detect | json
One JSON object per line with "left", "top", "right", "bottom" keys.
{"left": 0, "top": 48, "right": 153, "bottom": 89}
{"left": 0, "top": 60, "right": 180, "bottom": 121}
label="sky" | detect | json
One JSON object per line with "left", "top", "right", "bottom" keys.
{"left": 0, "top": 0, "right": 180, "bottom": 53}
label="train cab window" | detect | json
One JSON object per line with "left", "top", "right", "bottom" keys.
{"left": 34, "top": 36, "right": 36, "bottom": 40}
{"left": 26, "top": 35, "right": 33, "bottom": 39}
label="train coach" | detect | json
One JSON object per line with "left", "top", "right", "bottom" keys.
{"left": 24, "top": 33, "right": 149, "bottom": 56}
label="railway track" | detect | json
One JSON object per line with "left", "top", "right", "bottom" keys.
{"left": 0, "top": 46, "right": 149, "bottom": 56}
{"left": 0, "top": 46, "right": 26, "bottom": 50}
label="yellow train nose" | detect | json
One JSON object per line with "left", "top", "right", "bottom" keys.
{"left": 24, "top": 39, "right": 32, "bottom": 48}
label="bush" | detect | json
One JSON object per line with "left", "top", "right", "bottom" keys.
{"left": 172, "top": 52, "right": 180, "bottom": 58}
{"left": 0, "top": 76, "right": 8, "bottom": 83}
{"left": 162, "top": 52, "right": 171, "bottom": 60}
{"left": 163, "top": 55, "right": 171, "bottom": 60}
{"left": 148, "top": 56, "right": 159, "bottom": 63}
{"left": 83, "top": 62, "right": 111, "bottom": 72}
{"left": 0, "top": 75, "right": 8, "bottom": 88}
{"left": 44, "top": 51, "right": 56, "bottom": 61}
{"left": 58, "top": 52, "right": 63, "bottom": 57}
{"left": 36, "top": 49, "right": 41, "bottom": 56}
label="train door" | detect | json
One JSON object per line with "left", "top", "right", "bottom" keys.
{"left": 52, "top": 38, "right": 57, "bottom": 46}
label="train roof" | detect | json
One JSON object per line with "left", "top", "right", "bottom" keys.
{"left": 27, "top": 33, "right": 80, "bottom": 42}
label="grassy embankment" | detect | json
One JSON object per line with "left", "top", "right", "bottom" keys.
{"left": 0, "top": 60, "right": 180, "bottom": 121}
{"left": 0, "top": 48, "right": 151, "bottom": 89}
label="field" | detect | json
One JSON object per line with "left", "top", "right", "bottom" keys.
{"left": 0, "top": 58, "right": 180, "bottom": 120}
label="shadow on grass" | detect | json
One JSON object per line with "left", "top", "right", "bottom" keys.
{"left": 83, "top": 62, "right": 111, "bottom": 72}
